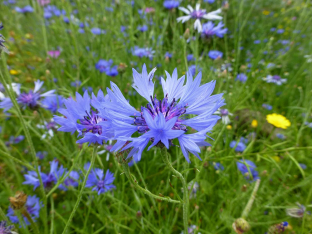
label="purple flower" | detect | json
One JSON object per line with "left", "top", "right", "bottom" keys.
{"left": 137, "top": 25, "right": 148, "bottom": 32}
{"left": 236, "top": 73, "right": 247, "bottom": 83}
{"left": 70, "top": 80, "right": 82, "bottom": 87}
{"left": 95, "top": 59, "right": 113, "bottom": 73}
{"left": 36, "top": 151, "right": 47, "bottom": 160}
{"left": 91, "top": 28, "right": 105, "bottom": 35}
{"left": 213, "top": 162, "right": 224, "bottom": 170}
{"left": 187, "top": 54, "right": 195, "bottom": 62}
{"left": 48, "top": 50, "right": 61, "bottom": 58}
{"left": 201, "top": 21, "right": 227, "bottom": 38}
{"left": 53, "top": 90, "right": 114, "bottom": 145}
{"left": 230, "top": 139, "right": 246, "bottom": 152}
{"left": 106, "top": 65, "right": 118, "bottom": 77}
{"left": 41, "top": 95, "right": 64, "bottom": 113}
{"left": 263, "top": 75, "right": 287, "bottom": 85}
{"left": 277, "top": 29, "right": 284, "bottom": 34}
{"left": 0, "top": 80, "right": 55, "bottom": 112}
{"left": 204, "top": 0, "right": 215, "bottom": 3}
{"left": 58, "top": 171, "right": 80, "bottom": 191}
{"left": 236, "top": 159, "right": 259, "bottom": 181}
{"left": 15, "top": 5, "right": 34, "bottom": 13}
{"left": 5, "top": 135, "right": 25, "bottom": 146}
{"left": 262, "top": 103, "right": 272, "bottom": 110}
{"left": 23, "top": 160, "right": 65, "bottom": 190}
{"left": 208, "top": 50, "right": 223, "bottom": 60}
{"left": 106, "top": 64, "right": 224, "bottom": 163}
{"left": 188, "top": 181, "right": 199, "bottom": 198}
{"left": 0, "top": 221, "right": 15, "bottom": 234}
{"left": 7, "top": 195, "right": 42, "bottom": 225}
{"left": 132, "top": 47, "right": 155, "bottom": 60}
{"left": 276, "top": 133, "right": 286, "bottom": 140}
{"left": 163, "top": 0, "right": 180, "bottom": 10}
{"left": 188, "top": 65, "right": 202, "bottom": 76}
{"left": 86, "top": 168, "right": 116, "bottom": 195}
{"left": 165, "top": 52, "right": 172, "bottom": 59}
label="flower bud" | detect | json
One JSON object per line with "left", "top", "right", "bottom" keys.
{"left": 183, "top": 28, "right": 190, "bottom": 40}
{"left": 232, "top": 218, "right": 250, "bottom": 234}
{"left": 9, "top": 191, "right": 27, "bottom": 210}
{"left": 267, "top": 222, "right": 289, "bottom": 234}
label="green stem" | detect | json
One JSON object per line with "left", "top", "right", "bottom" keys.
{"left": 0, "top": 54, "right": 48, "bottom": 234}
{"left": 22, "top": 208, "right": 40, "bottom": 234}
{"left": 121, "top": 162, "right": 181, "bottom": 204}
{"left": 160, "top": 147, "right": 188, "bottom": 234}
{"left": 242, "top": 179, "right": 260, "bottom": 219}
{"left": 61, "top": 146, "right": 98, "bottom": 234}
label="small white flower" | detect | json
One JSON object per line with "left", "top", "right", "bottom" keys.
{"left": 215, "top": 108, "right": 232, "bottom": 124}
{"left": 177, "top": 4, "right": 222, "bottom": 33}
{"left": 304, "top": 55, "right": 312, "bottom": 63}
{"left": 263, "top": 75, "right": 287, "bottom": 85}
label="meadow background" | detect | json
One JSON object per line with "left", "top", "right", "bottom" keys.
{"left": 0, "top": 0, "right": 312, "bottom": 233}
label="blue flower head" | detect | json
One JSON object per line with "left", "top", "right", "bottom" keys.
{"left": 86, "top": 168, "right": 116, "bottom": 195}
{"left": 41, "top": 95, "right": 64, "bottom": 113}
{"left": 105, "top": 64, "right": 224, "bottom": 163}
{"left": 208, "top": 50, "right": 223, "bottom": 60}
{"left": 202, "top": 21, "right": 227, "bottom": 38}
{"left": 53, "top": 90, "right": 114, "bottom": 145}
{"left": 230, "top": 140, "right": 246, "bottom": 152}
{"left": 163, "top": 0, "right": 180, "bottom": 9}
{"left": 236, "top": 73, "right": 248, "bottom": 83}
{"left": 236, "top": 159, "right": 259, "bottom": 181}
{"left": 0, "top": 221, "right": 14, "bottom": 234}
{"left": 7, "top": 195, "right": 42, "bottom": 225}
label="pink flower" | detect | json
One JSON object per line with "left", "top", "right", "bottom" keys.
{"left": 48, "top": 50, "right": 61, "bottom": 58}
{"left": 145, "top": 7, "right": 155, "bottom": 13}
{"left": 37, "top": 0, "right": 50, "bottom": 6}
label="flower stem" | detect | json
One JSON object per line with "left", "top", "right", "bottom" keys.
{"left": 160, "top": 147, "right": 188, "bottom": 234}
{"left": 22, "top": 208, "right": 40, "bottom": 234}
{"left": 242, "top": 179, "right": 260, "bottom": 219}
{"left": 61, "top": 146, "right": 98, "bottom": 234}
{"left": 121, "top": 162, "right": 181, "bottom": 204}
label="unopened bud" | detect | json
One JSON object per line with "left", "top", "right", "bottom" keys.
{"left": 232, "top": 218, "right": 250, "bottom": 234}
{"left": 183, "top": 28, "right": 190, "bottom": 40}
{"left": 267, "top": 222, "right": 289, "bottom": 234}
{"left": 9, "top": 191, "right": 27, "bottom": 210}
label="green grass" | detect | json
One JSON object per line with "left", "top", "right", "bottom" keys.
{"left": 0, "top": 0, "right": 312, "bottom": 233}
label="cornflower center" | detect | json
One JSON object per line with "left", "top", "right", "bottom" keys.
{"left": 97, "top": 180, "right": 105, "bottom": 189}
{"left": 134, "top": 95, "right": 187, "bottom": 133}
{"left": 191, "top": 9, "right": 206, "bottom": 19}
{"left": 17, "top": 91, "right": 40, "bottom": 108}
{"left": 272, "top": 75, "right": 281, "bottom": 81}
{"left": 220, "top": 109, "right": 229, "bottom": 116}
{"left": 79, "top": 110, "right": 103, "bottom": 135}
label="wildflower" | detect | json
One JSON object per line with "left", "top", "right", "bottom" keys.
{"left": 215, "top": 108, "right": 232, "bottom": 124}
{"left": 181, "top": 225, "right": 201, "bottom": 234}
{"left": 267, "top": 221, "right": 289, "bottom": 234}
{"left": 201, "top": 21, "right": 227, "bottom": 38}
{"left": 236, "top": 73, "right": 247, "bottom": 83}
{"left": 91, "top": 28, "right": 105, "bottom": 35}
{"left": 286, "top": 202, "right": 310, "bottom": 218}
{"left": 41, "top": 95, "right": 64, "bottom": 113}
{"left": 163, "top": 0, "right": 180, "bottom": 10}
{"left": 208, "top": 50, "right": 223, "bottom": 60}
{"left": 187, "top": 54, "right": 195, "bottom": 62}
{"left": 23, "top": 160, "right": 65, "bottom": 190}
{"left": 165, "top": 52, "right": 172, "bottom": 59}
{"left": 188, "top": 65, "right": 202, "bottom": 76}
{"left": 132, "top": 47, "right": 155, "bottom": 60}
{"left": 263, "top": 75, "right": 287, "bottom": 85}
{"left": 86, "top": 168, "right": 116, "bottom": 195}
{"left": 95, "top": 59, "right": 113, "bottom": 73}
{"left": 106, "top": 66, "right": 118, "bottom": 77}
{"left": 58, "top": 171, "right": 80, "bottom": 191}
{"left": 137, "top": 25, "right": 148, "bottom": 32}
{"left": 37, "top": 0, "right": 50, "bottom": 6}
{"left": 7, "top": 195, "right": 42, "bottom": 225}
{"left": 70, "top": 81, "right": 81, "bottom": 87}
{"left": 177, "top": 4, "right": 222, "bottom": 33}
{"left": 54, "top": 90, "right": 114, "bottom": 145}
{"left": 15, "top": 6, "right": 34, "bottom": 13}
{"left": 226, "top": 125, "right": 232, "bottom": 130}
{"left": 0, "top": 80, "right": 55, "bottom": 112}
{"left": 5, "top": 135, "right": 25, "bottom": 146}
{"left": 9, "top": 191, "right": 27, "bottom": 211}
{"left": 204, "top": 0, "right": 215, "bottom": 3}
{"left": 36, "top": 120, "right": 58, "bottom": 139}
{"left": 212, "top": 162, "right": 224, "bottom": 171}
{"left": 305, "top": 121, "right": 312, "bottom": 128}
{"left": 106, "top": 64, "right": 224, "bottom": 163}
{"left": 276, "top": 133, "right": 286, "bottom": 139}
{"left": 266, "top": 114, "right": 291, "bottom": 129}
{"left": 251, "top": 119, "right": 258, "bottom": 128}
{"left": 36, "top": 151, "right": 47, "bottom": 160}
{"left": 304, "top": 55, "right": 312, "bottom": 63}
{"left": 262, "top": 104, "right": 272, "bottom": 110}
{"left": 0, "top": 220, "right": 16, "bottom": 234}
{"left": 236, "top": 160, "right": 259, "bottom": 181}
{"left": 230, "top": 137, "right": 247, "bottom": 152}
{"left": 48, "top": 50, "right": 61, "bottom": 58}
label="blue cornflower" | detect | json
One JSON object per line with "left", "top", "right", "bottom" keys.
{"left": 36, "top": 151, "right": 47, "bottom": 160}
{"left": 0, "top": 80, "right": 55, "bottom": 112}
{"left": 70, "top": 80, "right": 82, "bottom": 88}
{"left": 58, "top": 171, "right": 80, "bottom": 191}
{"left": 188, "top": 65, "right": 202, "bottom": 76}
{"left": 201, "top": 21, "right": 227, "bottom": 38}
{"left": 236, "top": 159, "right": 259, "bottom": 181}
{"left": 188, "top": 181, "right": 199, "bottom": 199}
{"left": 104, "top": 64, "right": 224, "bottom": 162}
{"left": 41, "top": 95, "right": 64, "bottom": 113}
{"left": 208, "top": 50, "right": 223, "bottom": 60}
{"left": 132, "top": 47, "right": 155, "bottom": 60}
{"left": 86, "top": 168, "right": 116, "bottom": 195}
{"left": 0, "top": 220, "right": 15, "bottom": 234}
{"left": 299, "top": 163, "right": 307, "bottom": 170}
{"left": 7, "top": 195, "right": 42, "bottom": 225}
{"left": 262, "top": 103, "right": 272, "bottom": 110}
{"left": 236, "top": 73, "right": 247, "bottom": 83}
{"left": 163, "top": 0, "right": 180, "bottom": 10}
{"left": 204, "top": 0, "right": 215, "bottom": 3}
{"left": 95, "top": 59, "right": 113, "bottom": 73}
{"left": 23, "top": 160, "right": 65, "bottom": 190}
{"left": 5, "top": 135, "right": 25, "bottom": 146}
{"left": 0, "top": 24, "right": 9, "bottom": 54}
{"left": 91, "top": 28, "right": 105, "bottom": 35}
{"left": 165, "top": 52, "right": 172, "bottom": 59}
{"left": 254, "top": 40, "right": 261, "bottom": 44}
{"left": 106, "top": 66, "right": 118, "bottom": 77}
{"left": 230, "top": 139, "right": 246, "bottom": 152}
{"left": 53, "top": 90, "right": 114, "bottom": 145}
{"left": 137, "top": 25, "right": 148, "bottom": 32}
{"left": 213, "top": 162, "right": 224, "bottom": 170}
{"left": 187, "top": 54, "right": 195, "bottom": 62}
{"left": 15, "top": 5, "right": 33, "bottom": 13}
{"left": 276, "top": 133, "right": 286, "bottom": 140}
{"left": 277, "top": 29, "right": 284, "bottom": 34}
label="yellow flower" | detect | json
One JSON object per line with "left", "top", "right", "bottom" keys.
{"left": 271, "top": 156, "right": 280, "bottom": 163}
{"left": 226, "top": 125, "right": 232, "bottom": 130}
{"left": 9, "top": 69, "right": 19, "bottom": 75}
{"left": 262, "top": 10, "right": 270, "bottom": 15}
{"left": 251, "top": 119, "right": 258, "bottom": 128}
{"left": 266, "top": 114, "right": 291, "bottom": 129}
